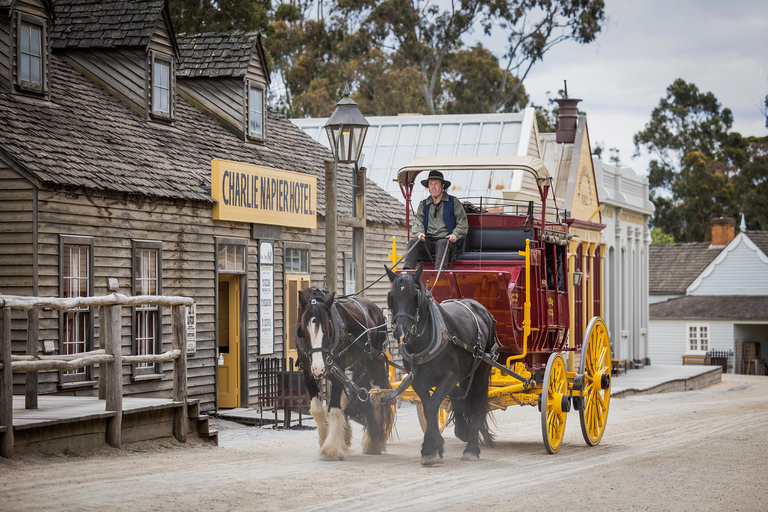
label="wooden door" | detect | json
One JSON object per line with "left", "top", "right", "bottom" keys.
{"left": 285, "top": 275, "right": 310, "bottom": 366}
{"left": 218, "top": 275, "right": 240, "bottom": 408}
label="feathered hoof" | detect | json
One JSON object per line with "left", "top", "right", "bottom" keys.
{"left": 420, "top": 451, "right": 443, "bottom": 466}
{"left": 461, "top": 451, "right": 480, "bottom": 461}
{"left": 319, "top": 446, "right": 347, "bottom": 461}
{"left": 362, "top": 431, "right": 386, "bottom": 455}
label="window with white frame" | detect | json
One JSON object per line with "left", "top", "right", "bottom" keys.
{"left": 151, "top": 53, "right": 172, "bottom": 118}
{"left": 285, "top": 246, "right": 309, "bottom": 274}
{"left": 247, "top": 81, "right": 265, "bottom": 140}
{"left": 133, "top": 242, "right": 162, "bottom": 372}
{"left": 687, "top": 324, "right": 709, "bottom": 352}
{"left": 217, "top": 243, "right": 246, "bottom": 273}
{"left": 60, "top": 236, "right": 94, "bottom": 381}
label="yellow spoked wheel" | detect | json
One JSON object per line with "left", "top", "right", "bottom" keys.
{"left": 541, "top": 352, "right": 568, "bottom": 454}
{"left": 579, "top": 317, "right": 611, "bottom": 446}
{"left": 416, "top": 400, "right": 451, "bottom": 434}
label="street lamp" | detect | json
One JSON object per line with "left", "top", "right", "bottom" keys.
{"left": 325, "top": 95, "right": 369, "bottom": 164}
{"left": 323, "top": 93, "right": 369, "bottom": 294}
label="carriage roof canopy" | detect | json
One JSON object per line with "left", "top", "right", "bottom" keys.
{"left": 396, "top": 155, "right": 551, "bottom": 189}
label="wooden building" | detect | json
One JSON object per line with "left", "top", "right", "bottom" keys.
{"left": 0, "top": 0, "right": 405, "bottom": 412}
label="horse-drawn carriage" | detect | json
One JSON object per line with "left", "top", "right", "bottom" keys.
{"left": 295, "top": 155, "right": 611, "bottom": 463}
{"left": 386, "top": 155, "right": 611, "bottom": 456}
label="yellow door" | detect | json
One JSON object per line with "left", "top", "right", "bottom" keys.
{"left": 285, "top": 275, "right": 310, "bottom": 366}
{"left": 218, "top": 275, "right": 240, "bottom": 408}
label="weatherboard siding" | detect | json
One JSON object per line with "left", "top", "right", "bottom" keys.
{"left": 60, "top": 48, "right": 147, "bottom": 116}
{"left": 688, "top": 239, "right": 768, "bottom": 295}
{"left": 648, "top": 319, "right": 734, "bottom": 366}
{"left": 0, "top": 15, "right": 10, "bottom": 88}
{"left": 177, "top": 77, "right": 243, "bottom": 132}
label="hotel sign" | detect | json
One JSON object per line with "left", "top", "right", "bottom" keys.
{"left": 211, "top": 159, "right": 317, "bottom": 229}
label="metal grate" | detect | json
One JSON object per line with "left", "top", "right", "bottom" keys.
{"left": 705, "top": 350, "right": 733, "bottom": 373}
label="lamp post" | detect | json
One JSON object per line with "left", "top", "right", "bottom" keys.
{"left": 324, "top": 94, "right": 369, "bottom": 293}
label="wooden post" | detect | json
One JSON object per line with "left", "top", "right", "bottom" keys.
{"left": 354, "top": 166, "right": 366, "bottom": 297}
{"left": 172, "top": 305, "right": 188, "bottom": 443}
{"left": 98, "top": 307, "right": 106, "bottom": 400}
{"left": 25, "top": 309, "right": 38, "bottom": 409}
{"left": 325, "top": 161, "right": 338, "bottom": 294}
{"left": 103, "top": 305, "right": 123, "bottom": 448}
{"left": 1, "top": 307, "right": 14, "bottom": 458}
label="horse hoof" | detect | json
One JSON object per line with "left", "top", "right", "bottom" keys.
{"left": 319, "top": 452, "right": 344, "bottom": 462}
{"left": 461, "top": 451, "right": 479, "bottom": 461}
{"left": 420, "top": 452, "right": 442, "bottom": 466}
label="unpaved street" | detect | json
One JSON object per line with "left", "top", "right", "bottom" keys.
{"left": 1, "top": 373, "right": 767, "bottom": 511}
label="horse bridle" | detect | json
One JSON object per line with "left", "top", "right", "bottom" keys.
{"left": 391, "top": 283, "right": 428, "bottom": 338}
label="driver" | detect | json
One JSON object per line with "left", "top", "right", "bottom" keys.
{"left": 402, "top": 170, "right": 468, "bottom": 271}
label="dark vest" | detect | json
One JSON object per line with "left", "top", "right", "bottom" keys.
{"left": 423, "top": 195, "right": 456, "bottom": 235}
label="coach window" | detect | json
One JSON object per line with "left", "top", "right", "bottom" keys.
{"left": 59, "top": 235, "right": 95, "bottom": 388}
{"left": 132, "top": 241, "right": 163, "bottom": 379}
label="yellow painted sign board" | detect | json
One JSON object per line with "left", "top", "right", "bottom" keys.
{"left": 211, "top": 159, "right": 317, "bottom": 229}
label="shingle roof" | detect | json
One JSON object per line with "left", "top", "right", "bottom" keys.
{"left": 0, "top": 0, "right": 13, "bottom": 9}
{"left": 650, "top": 295, "right": 768, "bottom": 320}
{"left": 0, "top": 55, "right": 404, "bottom": 225}
{"left": 177, "top": 32, "right": 258, "bottom": 78}
{"left": 649, "top": 243, "right": 722, "bottom": 294}
{"left": 745, "top": 231, "right": 768, "bottom": 258}
{"left": 50, "top": 0, "right": 165, "bottom": 50}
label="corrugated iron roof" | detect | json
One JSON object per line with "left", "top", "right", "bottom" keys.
{"left": 292, "top": 110, "right": 538, "bottom": 203}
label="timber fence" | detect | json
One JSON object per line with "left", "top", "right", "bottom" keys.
{"left": 0, "top": 293, "right": 194, "bottom": 458}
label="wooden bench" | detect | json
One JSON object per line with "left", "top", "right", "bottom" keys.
{"left": 611, "top": 359, "right": 628, "bottom": 376}
{"left": 682, "top": 354, "right": 707, "bottom": 365}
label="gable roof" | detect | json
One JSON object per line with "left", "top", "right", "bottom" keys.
{"left": 177, "top": 32, "right": 269, "bottom": 82}
{"left": 51, "top": 0, "right": 168, "bottom": 50}
{"left": 650, "top": 295, "right": 768, "bottom": 320}
{"left": 0, "top": 54, "right": 403, "bottom": 225}
{"left": 649, "top": 243, "right": 722, "bottom": 294}
{"left": 745, "top": 230, "right": 768, "bottom": 258}
{"left": 293, "top": 109, "right": 539, "bottom": 203}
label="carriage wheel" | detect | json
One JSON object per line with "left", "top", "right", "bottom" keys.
{"left": 416, "top": 400, "right": 450, "bottom": 434}
{"left": 579, "top": 317, "right": 611, "bottom": 446}
{"left": 541, "top": 352, "right": 568, "bottom": 454}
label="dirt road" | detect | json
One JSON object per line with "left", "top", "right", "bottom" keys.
{"left": 2, "top": 373, "right": 767, "bottom": 511}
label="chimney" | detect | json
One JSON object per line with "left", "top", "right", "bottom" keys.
{"left": 711, "top": 217, "right": 736, "bottom": 246}
{"left": 554, "top": 81, "right": 581, "bottom": 143}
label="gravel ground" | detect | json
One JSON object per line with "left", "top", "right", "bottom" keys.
{"left": 1, "top": 373, "right": 767, "bottom": 511}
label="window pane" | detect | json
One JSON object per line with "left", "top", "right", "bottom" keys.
{"left": 30, "top": 26, "right": 40, "bottom": 55}
{"left": 20, "top": 54, "right": 30, "bottom": 82}
{"left": 30, "top": 56, "right": 40, "bottom": 83}
{"left": 20, "top": 25, "right": 30, "bottom": 53}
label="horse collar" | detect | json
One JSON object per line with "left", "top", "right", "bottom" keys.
{"left": 402, "top": 299, "right": 451, "bottom": 366}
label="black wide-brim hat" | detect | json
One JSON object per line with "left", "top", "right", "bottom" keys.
{"left": 420, "top": 170, "right": 451, "bottom": 189}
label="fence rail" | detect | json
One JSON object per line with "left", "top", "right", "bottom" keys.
{"left": 0, "top": 293, "right": 194, "bottom": 458}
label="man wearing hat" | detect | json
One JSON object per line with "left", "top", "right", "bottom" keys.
{"left": 402, "top": 170, "right": 468, "bottom": 270}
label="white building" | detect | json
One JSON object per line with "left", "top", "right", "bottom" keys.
{"left": 648, "top": 220, "right": 768, "bottom": 374}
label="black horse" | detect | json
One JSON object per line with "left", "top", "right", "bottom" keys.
{"left": 296, "top": 287, "right": 393, "bottom": 460}
{"left": 386, "top": 264, "right": 496, "bottom": 465}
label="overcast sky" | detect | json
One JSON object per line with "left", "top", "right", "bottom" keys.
{"left": 471, "top": 0, "right": 768, "bottom": 175}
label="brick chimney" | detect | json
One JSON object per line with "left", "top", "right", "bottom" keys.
{"left": 711, "top": 217, "right": 736, "bottom": 246}
{"left": 554, "top": 86, "right": 581, "bottom": 143}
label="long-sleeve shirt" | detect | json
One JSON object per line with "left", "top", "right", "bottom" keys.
{"left": 411, "top": 193, "right": 468, "bottom": 240}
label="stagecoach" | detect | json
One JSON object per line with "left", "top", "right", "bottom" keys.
{"left": 387, "top": 155, "right": 612, "bottom": 454}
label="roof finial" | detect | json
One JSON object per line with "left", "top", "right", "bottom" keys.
{"left": 740, "top": 213, "right": 747, "bottom": 231}
{"left": 563, "top": 80, "right": 568, "bottom": 99}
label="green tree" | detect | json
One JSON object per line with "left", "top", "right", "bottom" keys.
{"left": 733, "top": 140, "right": 768, "bottom": 230}
{"left": 488, "top": 0, "right": 606, "bottom": 112}
{"left": 651, "top": 227, "right": 674, "bottom": 244}
{"left": 442, "top": 43, "right": 528, "bottom": 114}
{"left": 170, "top": 0, "right": 269, "bottom": 34}
{"left": 634, "top": 79, "right": 747, "bottom": 242}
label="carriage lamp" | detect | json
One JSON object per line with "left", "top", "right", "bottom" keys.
{"left": 325, "top": 94, "right": 369, "bottom": 164}
{"left": 573, "top": 268, "right": 583, "bottom": 287}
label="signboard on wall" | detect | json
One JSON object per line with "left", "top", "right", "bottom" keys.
{"left": 211, "top": 159, "right": 317, "bottom": 229}
{"left": 259, "top": 241, "right": 275, "bottom": 355}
